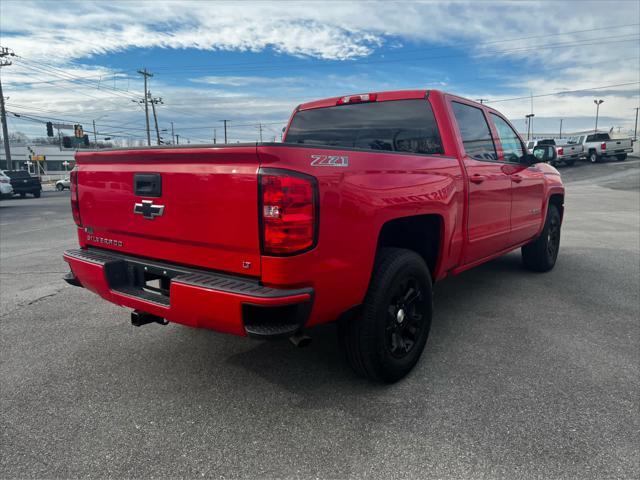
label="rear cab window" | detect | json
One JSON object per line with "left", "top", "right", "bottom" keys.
{"left": 284, "top": 99, "right": 443, "bottom": 155}
{"left": 450, "top": 101, "right": 497, "bottom": 162}
{"left": 5, "top": 171, "right": 31, "bottom": 179}
{"left": 586, "top": 133, "right": 610, "bottom": 142}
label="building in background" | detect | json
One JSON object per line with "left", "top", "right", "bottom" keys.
{"left": 0, "top": 144, "right": 76, "bottom": 180}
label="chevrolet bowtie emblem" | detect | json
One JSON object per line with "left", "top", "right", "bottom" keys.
{"left": 134, "top": 200, "right": 165, "bottom": 220}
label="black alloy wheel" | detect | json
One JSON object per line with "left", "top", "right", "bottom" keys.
{"left": 385, "top": 277, "right": 426, "bottom": 359}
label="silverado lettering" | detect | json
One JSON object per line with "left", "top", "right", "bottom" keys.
{"left": 63, "top": 89, "right": 565, "bottom": 383}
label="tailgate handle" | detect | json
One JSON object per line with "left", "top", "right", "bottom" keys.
{"left": 134, "top": 173, "right": 162, "bottom": 197}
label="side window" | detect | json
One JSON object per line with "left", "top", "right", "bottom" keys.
{"left": 451, "top": 102, "right": 497, "bottom": 161}
{"left": 490, "top": 113, "right": 526, "bottom": 163}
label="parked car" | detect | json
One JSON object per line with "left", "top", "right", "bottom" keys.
{"left": 63, "top": 89, "right": 565, "bottom": 382}
{"left": 526, "top": 138, "right": 583, "bottom": 166}
{"left": 56, "top": 177, "right": 71, "bottom": 191}
{"left": 576, "top": 132, "right": 633, "bottom": 163}
{"left": 1, "top": 170, "right": 42, "bottom": 198}
{"left": 0, "top": 172, "right": 14, "bottom": 199}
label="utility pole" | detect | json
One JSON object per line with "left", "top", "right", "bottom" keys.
{"left": 148, "top": 93, "right": 163, "bottom": 145}
{"left": 476, "top": 98, "right": 488, "bottom": 105}
{"left": 633, "top": 107, "right": 639, "bottom": 142}
{"left": 175, "top": 134, "right": 180, "bottom": 145}
{"left": 92, "top": 119, "right": 97, "bottom": 145}
{"left": 137, "top": 68, "right": 153, "bottom": 146}
{"left": 0, "top": 46, "right": 15, "bottom": 170}
{"left": 258, "top": 123, "right": 263, "bottom": 143}
{"left": 213, "top": 128, "right": 217, "bottom": 144}
{"left": 559, "top": 119, "right": 563, "bottom": 139}
{"left": 171, "top": 121, "right": 175, "bottom": 144}
{"left": 594, "top": 99, "right": 604, "bottom": 132}
{"left": 221, "top": 120, "right": 228, "bottom": 143}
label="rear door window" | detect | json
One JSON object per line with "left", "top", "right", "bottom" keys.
{"left": 284, "top": 99, "right": 443, "bottom": 155}
{"left": 451, "top": 102, "right": 497, "bottom": 161}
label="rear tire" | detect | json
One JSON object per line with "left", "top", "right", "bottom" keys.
{"left": 56, "top": 183, "right": 64, "bottom": 191}
{"left": 589, "top": 151, "right": 600, "bottom": 163}
{"left": 339, "top": 247, "right": 432, "bottom": 383}
{"left": 522, "top": 204, "right": 561, "bottom": 272}
{"left": 616, "top": 154, "right": 627, "bottom": 161}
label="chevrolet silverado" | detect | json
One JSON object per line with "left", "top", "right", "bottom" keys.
{"left": 577, "top": 132, "right": 633, "bottom": 162}
{"left": 63, "top": 90, "right": 565, "bottom": 382}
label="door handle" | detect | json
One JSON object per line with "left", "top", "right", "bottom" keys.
{"left": 469, "top": 174, "right": 486, "bottom": 184}
{"left": 511, "top": 174, "right": 523, "bottom": 183}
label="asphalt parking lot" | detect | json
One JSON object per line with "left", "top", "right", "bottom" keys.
{"left": 1, "top": 158, "right": 639, "bottom": 479}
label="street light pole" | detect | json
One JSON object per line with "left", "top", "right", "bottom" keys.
{"left": 594, "top": 99, "right": 604, "bottom": 132}
{"left": 559, "top": 119, "right": 563, "bottom": 139}
{"left": 633, "top": 107, "right": 639, "bottom": 142}
{"left": 526, "top": 113, "right": 535, "bottom": 141}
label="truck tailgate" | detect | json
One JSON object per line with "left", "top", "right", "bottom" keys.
{"left": 75, "top": 146, "right": 261, "bottom": 276}
{"left": 609, "top": 139, "right": 632, "bottom": 150}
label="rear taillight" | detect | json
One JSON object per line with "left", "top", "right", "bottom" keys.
{"left": 70, "top": 168, "right": 82, "bottom": 226}
{"left": 557, "top": 147, "right": 564, "bottom": 156}
{"left": 259, "top": 169, "right": 318, "bottom": 255}
{"left": 601, "top": 142, "right": 606, "bottom": 150}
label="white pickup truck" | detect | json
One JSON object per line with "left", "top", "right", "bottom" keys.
{"left": 526, "top": 138, "right": 584, "bottom": 166}
{"left": 576, "top": 133, "right": 633, "bottom": 163}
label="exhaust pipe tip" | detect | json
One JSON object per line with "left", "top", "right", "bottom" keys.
{"left": 289, "top": 332, "right": 312, "bottom": 348}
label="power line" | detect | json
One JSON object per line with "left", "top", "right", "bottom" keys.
{"left": 6, "top": 108, "right": 150, "bottom": 133}
{"left": 6, "top": 111, "right": 148, "bottom": 140}
{"left": 485, "top": 82, "right": 640, "bottom": 104}
{"left": 14, "top": 62, "right": 145, "bottom": 109}
{"left": 16, "top": 56, "right": 140, "bottom": 100}
{"left": 4, "top": 73, "right": 135, "bottom": 88}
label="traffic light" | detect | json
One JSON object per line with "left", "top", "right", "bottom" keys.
{"left": 83, "top": 134, "right": 89, "bottom": 146}
{"left": 46, "top": 122, "right": 54, "bottom": 137}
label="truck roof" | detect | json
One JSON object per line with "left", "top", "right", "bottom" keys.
{"left": 297, "top": 89, "right": 433, "bottom": 111}
{"left": 296, "top": 89, "right": 494, "bottom": 114}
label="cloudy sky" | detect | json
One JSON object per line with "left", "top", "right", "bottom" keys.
{"left": 1, "top": 0, "right": 638, "bottom": 144}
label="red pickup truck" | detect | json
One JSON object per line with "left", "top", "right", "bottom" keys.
{"left": 63, "top": 90, "right": 564, "bottom": 382}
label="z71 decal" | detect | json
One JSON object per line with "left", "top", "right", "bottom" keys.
{"left": 310, "top": 154, "right": 349, "bottom": 167}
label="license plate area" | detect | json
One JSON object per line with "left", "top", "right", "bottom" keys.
{"left": 105, "top": 259, "right": 177, "bottom": 306}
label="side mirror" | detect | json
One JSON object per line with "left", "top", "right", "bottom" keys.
{"left": 531, "top": 145, "right": 557, "bottom": 164}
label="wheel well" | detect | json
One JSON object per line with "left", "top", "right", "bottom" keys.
{"left": 549, "top": 194, "right": 564, "bottom": 220}
{"left": 377, "top": 215, "right": 442, "bottom": 277}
